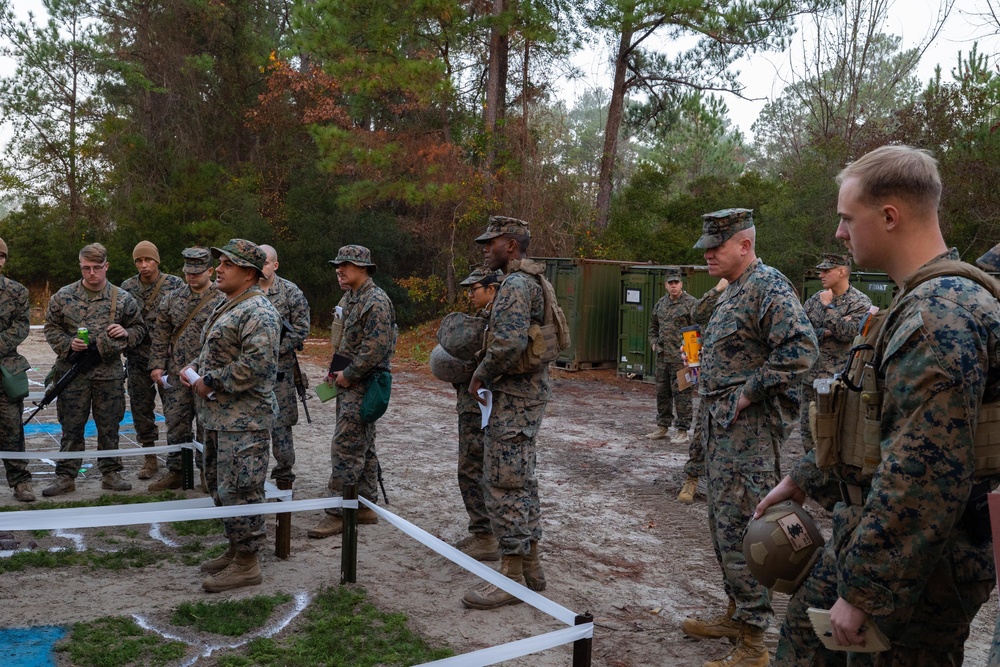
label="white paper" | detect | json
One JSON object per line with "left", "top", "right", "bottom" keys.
{"left": 159, "top": 374, "right": 172, "bottom": 389}
{"left": 181, "top": 368, "right": 216, "bottom": 400}
{"left": 335, "top": 306, "right": 343, "bottom": 318}
{"left": 478, "top": 388, "right": 492, "bottom": 429}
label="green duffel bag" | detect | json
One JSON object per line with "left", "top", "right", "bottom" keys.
{"left": 360, "top": 370, "right": 392, "bottom": 423}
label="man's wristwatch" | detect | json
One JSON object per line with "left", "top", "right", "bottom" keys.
{"left": 202, "top": 374, "right": 215, "bottom": 389}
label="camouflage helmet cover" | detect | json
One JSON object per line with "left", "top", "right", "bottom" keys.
{"left": 429, "top": 344, "right": 476, "bottom": 384}
{"left": 437, "top": 312, "right": 488, "bottom": 361}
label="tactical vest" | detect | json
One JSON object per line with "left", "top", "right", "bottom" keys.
{"left": 483, "top": 258, "right": 570, "bottom": 374}
{"left": 813, "top": 260, "right": 1000, "bottom": 479}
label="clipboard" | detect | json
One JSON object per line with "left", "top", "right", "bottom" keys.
{"left": 314, "top": 381, "right": 340, "bottom": 403}
{"left": 328, "top": 353, "right": 352, "bottom": 374}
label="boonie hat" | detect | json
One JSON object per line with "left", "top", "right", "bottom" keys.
{"left": 475, "top": 216, "right": 531, "bottom": 243}
{"left": 976, "top": 243, "right": 1000, "bottom": 273}
{"left": 694, "top": 208, "right": 754, "bottom": 250}
{"left": 182, "top": 247, "right": 212, "bottom": 274}
{"left": 329, "top": 245, "right": 377, "bottom": 273}
{"left": 815, "top": 253, "right": 851, "bottom": 270}
{"left": 211, "top": 238, "right": 266, "bottom": 273}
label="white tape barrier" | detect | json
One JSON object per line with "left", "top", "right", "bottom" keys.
{"left": 413, "top": 624, "right": 593, "bottom": 667}
{"left": 0, "top": 496, "right": 352, "bottom": 532}
{"left": 0, "top": 443, "right": 196, "bottom": 460}
{"left": 358, "top": 498, "right": 581, "bottom": 627}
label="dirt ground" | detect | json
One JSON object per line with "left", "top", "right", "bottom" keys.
{"left": 0, "top": 327, "right": 995, "bottom": 666}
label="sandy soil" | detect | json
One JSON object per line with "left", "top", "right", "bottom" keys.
{"left": 0, "top": 327, "right": 995, "bottom": 666}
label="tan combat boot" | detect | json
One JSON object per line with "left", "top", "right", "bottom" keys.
{"left": 13, "top": 482, "right": 35, "bottom": 503}
{"left": 678, "top": 476, "right": 699, "bottom": 504}
{"left": 202, "top": 550, "right": 262, "bottom": 593}
{"left": 682, "top": 599, "right": 740, "bottom": 643}
{"left": 357, "top": 507, "right": 379, "bottom": 524}
{"left": 455, "top": 533, "right": 500, "bottom": 561}
{"left": 671, "top": 430, "right": 691, "bottom": 445}
{"left": 645, "top": 426, "right": 669, "bottom": 440}
{"left": 149, "top": 470, "right": 184, "bottom": 493}
{"left": 462, "top": 555, "right": 526, "bottom": 610}
{"left": 307, "top": 513, "right": 344, "bottom": 538}
{"left": 42, "top": 474, "right": 75, "bottom": 497}
{"left": 138, "top": 453, "right": 159, "bottom": 480}
{"left": 101, "top": 472, "right": 132, "bottom": 491}
{"left": 522, "top": 541, "right": 546, "bottom": 591}
{"left": 200, "top": 545, "right": 237, "bottom": 574}
{"left": 704, "top": 624, "right": 770, "bottom": 667}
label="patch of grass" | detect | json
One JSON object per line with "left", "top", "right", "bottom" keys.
{"left": 171, "top": 518, "right": 224, "bottom": 536}
{"left": 0, "top": 546, "right": 172, "bottom": 573}
{"left": 0, "top": 490, "right": 187, "bottom": 513}
{"left": 172, "top": 593, "right": 294, "bottom": 637}
{"left": 215, "top": 586, "right": 453, "bottom": 666}
{"left": 56, "top": 616, "right": 187, "bottom": 667}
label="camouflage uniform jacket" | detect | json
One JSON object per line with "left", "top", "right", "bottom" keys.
{"left": 456, "top": 305, "right": 493, "bottom": 415}
{"left": 337, "top": 277, "right": 395, "bottom": 384}
{"left": 0, "top": 275, "right": 30, "bottom": 376}
{"left": 473, "top": 262, "right": 549, "bottom": 401}
{"left": 264, "top": 276, "right": 311, "bottom": 373}
{"left": 45, "top": 281, "right": 145, "bottom": 381}
{"left": 148, "top": 284, "right": 225, "bottom": 374}
{"left": 699, "top": 259, "right": 818, "bottom": 434}
{"left": 191, "top": 285, "right": 280, "bottom": 431}
{"left": 790, "top": 250, "right": 1000, "bottom": 615}
{"left": 802, "top": 285, "right": 871, "bottom": 383}
{"left": 121, "top": 272, "right": 184, "bottom": 366}
{"left": 648, "top": 291, "right": 697, "bottom": 362}
{"left": 692, "top": 285, "right": 724, "bottom": 327}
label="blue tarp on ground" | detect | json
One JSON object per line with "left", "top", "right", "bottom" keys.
{"left": 1, "top": 626, "right": 67, "bottom": 666}
{"left": 24, "top": 410, "right": 164, "bottom": 438}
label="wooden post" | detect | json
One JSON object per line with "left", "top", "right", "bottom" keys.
{"left": 572, "top": 613, "right": 593, "bottom": 667}
{"left": 275, "top": 479, "right": 292, "bottom": 559}
{"left": 181, "top": 446, "right": 194, "bottom": 490}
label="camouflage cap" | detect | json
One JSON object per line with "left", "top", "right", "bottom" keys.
{"left": 664, "top": 267, "right": 682, "bottom": 282}
{"left": 474, "top": 215, "right": 531, "bottom": 243}
{"left": 211, "top": 238, "right": 266, "bottom": 273}
{"left": 693, "top": 208, "right": 754, "bottom": 249}
{"left": 181, "top": 246, "right": 212, "bottom": 274}
{"left": 459, "top": 267, "right": 502, "bottom": 287}
{"left": 976, "top": 243, "right": 1000, "bottom": 272}
{"left": 815, "top": 253, "right": 851, "bottom": 270}
{"left": 329, "top": 244, "right": 377, "bottom": 273}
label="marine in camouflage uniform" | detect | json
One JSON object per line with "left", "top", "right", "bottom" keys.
{"left": 761, "top": 147, "right": 1000, "bottom": 666}
{"left": 308, "top": 245, "right": 395, "bottom": 539}
{"left": 147, "top": 247, "right": 224, "bottom": 490}
{"left": 799, "top": 254, "right": 871, "bottom": 453}
{"left": 462, "top": 216, "right": 551, "bottom": 611}
{"left": 451, "top": 267, "right": 502, "bottom": 560}
{"left": 184, "top": 239, "right": 280, "bottom": 593}
{"left": 683, "top": 209, "right": 818, "bottom": 667}
{"left": 0, "top": 238, "right": 34, "bottom": 502}
{"left": 258, "top": 245, "right": 311, "bottom": 485}
{"left": 122, "top": 241, "right": 184, "bottom": 479}
{"left": 43, "top": 243, "right": 146, "bottom": 496}
{"left": 645, "top": 267, "right": 698, "bottom": 442}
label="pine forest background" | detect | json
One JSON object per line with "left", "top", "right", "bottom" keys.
{"left": 0, "top": 0, "right": 999, "bottom": 327}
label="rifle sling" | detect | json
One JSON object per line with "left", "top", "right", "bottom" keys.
{"left": 202, "top": 289, "right": 259, "bottom": 340}
{"left": 170, "top": 290, "right": 213, "bottom": 349}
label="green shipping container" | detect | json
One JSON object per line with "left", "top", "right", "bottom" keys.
{"left": 533, "top": 257, "right": 637, "bottom": 371}
{"left": 618, "top": 265, "right": 713, "bottom": 382}
{"left": 801, "top": 270, "right": 896, "bottom": 311}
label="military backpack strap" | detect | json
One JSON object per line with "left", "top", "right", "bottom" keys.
{"left": 170, "top": 290, "right": 214, "bottom": 349}
{"left": 144, "top": 273, "right": 168, "bottom": 312}
{"left": 108, "top": 284, "right": 119, "bottom": 326}
{"left": 202, "top": 289, "right": 259, "bottom": 337}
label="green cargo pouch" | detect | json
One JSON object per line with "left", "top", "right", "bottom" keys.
{"left": 812, "top": 378, "right": 845, "bottom": 470}
{"left": 0, "top": 365, "right": 28, "bottom": 400}
{"left": 360, "top": 370, "right": 392, "bottom": 423}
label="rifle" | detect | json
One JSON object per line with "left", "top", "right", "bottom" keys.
{"left": 376, "top": 461, "right": 389, "bottom": 504}
{"left": 282, "top": 319, "right": 311, "bottom": 424}
{"left": 24, "top": 346, "right": 102, "bottom": 426}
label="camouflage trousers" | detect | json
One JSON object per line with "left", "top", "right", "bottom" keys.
{"left": 0, "top": 391, "right": 28, "bottom": 486}
{"left": 269, "top": 425, "right": 295, "bottom": 484}
{"left": 126, "top": 355, "right": 163, "bottom": 444}
{"left": 777, "top": 503, "right": 995, "bottom": 666}
{"left": 683, "top": 396, "right": 705, "bottom": 478}
{"left": 203, "top": 429, "right": 268, "bottom": 554}
{"left": 457, "top": 405, "right": 490, "bottom": 534}
{"left": 161, "top": 381, "right": 203, "bottom": 473}
{"left": 656, "top": 359, "right": 692, "bottom": 430}
{"left": 324, "top": 382, "right": 379, "bottom": 515}
{"left": 55, "top": 378, "right": 126, "bottom": 477}
{"left": 484, "top": 391, "right": 546, "bottom": 556}
{"left": 703, "top": 402, "right": 778, "bottom": 630}
{"left": 798, "top": 381, "right": 816, "bottom": 453}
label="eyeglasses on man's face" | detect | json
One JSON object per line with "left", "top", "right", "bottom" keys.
{"left": 80, "top": 263, "right": 107, "bottom": 273}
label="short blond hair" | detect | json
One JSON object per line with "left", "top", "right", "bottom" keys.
{"left": 79, "top": 243, "right": 108, "bottom": 264}
{"left": 837, "top": 145, "right": 941, "bottom": 212}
